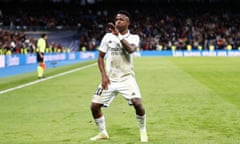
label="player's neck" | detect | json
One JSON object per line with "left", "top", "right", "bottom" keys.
{"left": 119, "top": 29, "right": 129, "bottom": 35}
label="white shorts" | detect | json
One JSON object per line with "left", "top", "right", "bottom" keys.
{"left": 91, "top": 76, "right": 142, "bottom": 107}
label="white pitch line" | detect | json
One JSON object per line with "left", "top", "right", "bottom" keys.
{"left": 0, "top": 63, "right": 97, "bottom": 95}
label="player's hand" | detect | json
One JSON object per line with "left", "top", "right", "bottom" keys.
{"left": 101, "top": 75, "right": 110, "bottom": 90}
{"left": 108, "top": 22, "right": 118, "bottom": 36}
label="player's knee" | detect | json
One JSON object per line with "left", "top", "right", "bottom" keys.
{"left": 90, "top": 103, "right": 97, "bottom": 110}
{"left": 90, "top": 103, "right": 103, "bottom": 118}
{"left": 131, "top": 98, "right": 145, "bottom": 115}
{"left": 131, "top": 98, "right": 142, "bottom": 106}
{"left": 90, "top": 103, "right": 102, "bottom": 112}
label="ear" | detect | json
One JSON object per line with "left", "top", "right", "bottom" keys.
{"left": 127, "top": 20, "right": 130, "bottom": 27}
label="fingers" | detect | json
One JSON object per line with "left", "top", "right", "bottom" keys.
{"left": 108, "top": 22, "right": 115, "bottom": 30}
{"left": 102, "top": 84, "right": 107, "bottom": 90}
{"left": 102, "top": 82, "right": 109, "bottom": 90}
{"left": 102, "top": 78, "right": 110, "bottom": 90}
{"left": 108, "top": 22, "right": 118, "bottom": 35}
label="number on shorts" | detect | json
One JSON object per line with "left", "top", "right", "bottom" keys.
{"left": 95, "top": 87, "right": 103, "bottom": 96}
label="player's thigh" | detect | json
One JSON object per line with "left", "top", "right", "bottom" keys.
{"left": 119, "top": 77, "right": 141, "bottom": 100}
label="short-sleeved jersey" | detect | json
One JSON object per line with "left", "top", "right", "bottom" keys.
{"left": 98, "top": 31, "right": 140, "bottom": 81}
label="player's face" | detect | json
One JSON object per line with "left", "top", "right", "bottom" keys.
{"left": 115, "top": 14, "right": 129, "bottom": 32}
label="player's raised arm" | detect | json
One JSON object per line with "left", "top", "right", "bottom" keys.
{"left": 108, "top": 14, "right": 137, "bottom": 54}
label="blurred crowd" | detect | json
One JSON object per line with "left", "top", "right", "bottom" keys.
{"left": 0, "top": 30, "right": 70, "bottom": 55}
{"left": 0, "top": 30, "right": 35, "bottom": 55}
{"left": 1, "top": 0, "right": 240, "bottom": 54}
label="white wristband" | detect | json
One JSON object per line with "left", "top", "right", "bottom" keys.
{"left": 118, "top": 34, "right": 124, "bottom": 41}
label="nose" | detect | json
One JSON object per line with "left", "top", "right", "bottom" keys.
{"left": 116, "top": 20, "right": 122, "bottom": 25}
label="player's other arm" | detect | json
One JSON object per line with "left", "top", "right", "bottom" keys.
{"left": 120, "top": 35, "right": 140, "bottom": 54}
{"left": 98, "top": 51, "right": 110, "bottom": 89}
{"left": 120, "top": 39, "right": 136, "bottom": 54}
{"left": 108, "top": 22, "right": 137, "bottom": 54}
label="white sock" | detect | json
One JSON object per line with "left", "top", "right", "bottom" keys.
{"left": 136, "top": 114, "right": 147, "bottom": 132}
{"left": 95, "top": 116, "right": 107, "bottom": 134}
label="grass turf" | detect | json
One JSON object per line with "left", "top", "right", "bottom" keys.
{"left": 0, "top": 57, "right": 240, "bottom": 144}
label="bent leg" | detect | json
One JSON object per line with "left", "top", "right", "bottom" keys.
{"left": 89, "top": 102, "right": 109, "bottom": 140}
{"left": 90, "top": 85, "right": 115, "bottom": 140}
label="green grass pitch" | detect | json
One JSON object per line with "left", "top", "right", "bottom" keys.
{"left": 0, "top": 57, "right": 240, "bottom": 144}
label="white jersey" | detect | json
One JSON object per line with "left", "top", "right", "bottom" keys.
{"left": 98, "top": 31, "right": 140, "bottom": 81}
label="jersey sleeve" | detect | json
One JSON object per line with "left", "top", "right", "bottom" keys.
{"left": 98, "top": 33, "right": 110, "bottom": 53}
{"left": 131, "top": 35, "right": 140, "bottom": 48}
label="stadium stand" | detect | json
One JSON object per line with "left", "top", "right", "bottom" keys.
{"left": 1, "top": 0, "right": 240, "bottom": 54}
